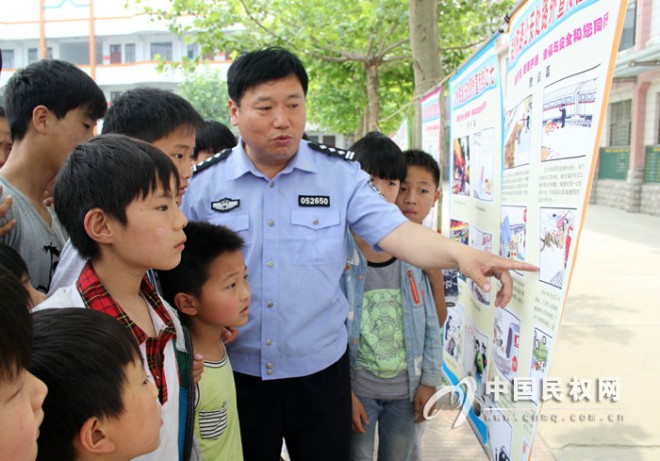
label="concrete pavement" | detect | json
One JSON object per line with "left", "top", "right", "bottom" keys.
{"left": 420, "top": 202, "right": 660, "bottom": 460}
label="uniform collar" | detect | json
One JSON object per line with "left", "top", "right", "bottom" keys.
{"left": 229, "top": 139, "right": 319, "bottom": 180}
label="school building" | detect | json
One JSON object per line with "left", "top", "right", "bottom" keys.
{"left": 594, "top": 0, "right": 660, "bottom": 216}
{"left": 0, "top": 0, "right": 347, "bottom": 147}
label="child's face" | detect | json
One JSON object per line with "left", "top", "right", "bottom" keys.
{"left": 109, "top": 176, "right": 187, "bottom": 272}
{"left": 0, "top": 370, "right": 47, "bottom": 461}
{"left": 103, "top": 358, "right": 161, "bottom": 459}
{"left": 194, "top": 250, "right": 250, "bottom": 329}
{"left": 50, "top": 107, "right": 97, "bottom": 168}
{"left": 396, "top": 165, "right": 440, "bottom": 225}
{"left": 371, "top": 177, "right": 401, "bottom": 204}
{"left": 152, "top": 126, "right": 196, "bottom": 199}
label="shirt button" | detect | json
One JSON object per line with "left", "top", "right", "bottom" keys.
{"left": 312, "top": 218, "right": 319, "bottom": 225}
{"left": 266, "top": 339, "right": 272, "bottom": 346}
{"left": 267, "top": 301, "right": 273, "bottom": 308}
{"left": 267, "top": 362, "right": 272, "bottom": 369}
{"left": 269, "top": 182, "right": 275, "bottom": 188}
{"left": 267, "top": 219, "right": 275, "bottom": 227}
{"left": 267, "top": 261, "right": 274, "bottom": 268}
{"left": 267, "top": 369, "right": 273, "bottom": 375}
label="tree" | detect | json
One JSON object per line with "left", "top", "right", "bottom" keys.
{"left": 176, "top": 67, "right": 231, "bottom": 125}
{"left": 138, "top": 0, "right": 512, "bottom": 137}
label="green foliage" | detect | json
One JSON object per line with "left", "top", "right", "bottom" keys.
{"left": 136, "top": 0, "right": 513, "bottom": 136}
{"left": 176, "top": 67, "right": 231, "bottom": 125}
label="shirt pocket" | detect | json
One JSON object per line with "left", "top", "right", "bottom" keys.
{"left": 209, "top": 212, "right": 250, "bottom": 234}
{"left": 290, "top": 209, "right": 344, "bottom": 265}
{"left": 198, "top": 404, "right": 228, "bottom": 440}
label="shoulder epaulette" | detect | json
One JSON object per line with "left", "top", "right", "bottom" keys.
{"left": 192, "top": 148, "right": 232, "bottom": 176}
{"left": 309, "top": 142, "right": 356, "bottom": 161}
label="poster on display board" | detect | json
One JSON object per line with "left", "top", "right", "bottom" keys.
{"left": 390, "top": 117, "right": 409, "bottom": 151}
{"left": 442, "top": 1, "right": 627, "bottom": 460}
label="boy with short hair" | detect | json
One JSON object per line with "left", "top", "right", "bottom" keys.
{"left": 158, "top": 221, "right": 250, "bottom": 460}
{"left": 36, "top": 134, "right": 192, "bottom": 461}
{"left": 193, "top": 120, "right": 237, "bottom": 164}
{"left": 0, "top": 59, "right": 106, "bottom": 293}
{"left": 29, "top": 308, "right": 163, "bottom": 461}
{"left": 50, "top": 87, "right": 204, "bottom": 293}
{"left": 396, "top": 149, "right": 448, "bottom": 326}
{"left": 341, "top": 132, "right": 443, "bottom": 461}
{"left": 0, "top": 266, "right": 48, "bottom": 461}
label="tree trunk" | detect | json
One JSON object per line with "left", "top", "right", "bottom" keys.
{"left": 409, "top": 0, "right": 442, "bottom": 148}
{"left": 365, "top": 61, "right": 380, "bottom": 133}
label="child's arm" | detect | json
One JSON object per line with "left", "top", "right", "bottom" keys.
{"left": 351, "top": 391, "right": 369, "bottom": 433}
{"left": 425, "top": 269, "right": 447, "bottom": 327}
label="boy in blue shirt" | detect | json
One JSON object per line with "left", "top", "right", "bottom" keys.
{"left": 342, "top": 132, "right": 442, "bottom": 461}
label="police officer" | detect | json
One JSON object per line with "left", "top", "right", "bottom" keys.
{"left": 182, "top": 47, "right": 536, "bottom": 461}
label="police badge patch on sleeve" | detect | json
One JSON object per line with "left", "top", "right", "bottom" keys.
{"left": 211, "top": 198, "right": 240, "bottom": 212}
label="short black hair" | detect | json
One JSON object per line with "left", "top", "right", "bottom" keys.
{"left": 3, "top": 59, "right": 106, "bottom": 141}
{"left": 193, "top": 120, "right": 237, "bottom": 160}
{"left": 29, "top": 308, "right": 142, "bottom": 461}
{"left": 0, "top": 242, "right": 29, "bottom": 281}
{"left": 0, "top": 266, "right": 32, "bottom": 383}
{"left": 350, "top": 131, "right": 407, "bottom": 182}
{"left": 102, "top": 87, "right": 204, "bottom": 143}
{"left": 54, "top": 134, "right": 180, "bottom": 259}
{"left": 158, "top": 221, "right": 244, "bottom": 311}
{"left": 402, "top": 149, "right": 441, "bottom": 188}
{"left": 227, "top": 47, "right": 308, "bottom": 105}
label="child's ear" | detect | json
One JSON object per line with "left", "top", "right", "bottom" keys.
{"left": 174, "top": 292, "right": 198, "bottom": 316}
{"left": 83, "top": 208, "right": 113, "bottom": 244}
{"left": 433, "top": 189, "right": 441, "bottom": 206}
{"left": 32, "top": 105, "right": 50, "bottom": 135}
{"left": 76, "top": 417, "right": 116, "bottom": 455}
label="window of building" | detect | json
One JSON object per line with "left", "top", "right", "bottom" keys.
{"left": 150, "top": 42, "right": 172, "bottom": 61}
{"left": 609, "top": 100, "right": 632, "bottom": 146}
{"left": 323, "top": 135, "right": 336, "bottom": 147}
{"left": 125, "top": 43, "right": 136, "bottom": 63}
{"left": 619, "top": 0, "right": 636, "bottom": 51}
{"left": 28, "top": 48, "right": 38, "bottom": 64}
{"left": 2, "top": 49, "right": 15, "bottom": 68}
{"left": 110, "top": 44, "right": 122, "bottom": 64}
{"left": 186, "top": 43, "right": 199, "bottom": 60}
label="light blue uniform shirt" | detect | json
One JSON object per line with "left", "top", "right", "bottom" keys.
{"left": 181, "top": 140, "right": 408, "bottom": 380}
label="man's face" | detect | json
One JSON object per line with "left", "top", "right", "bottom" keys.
{"left": 229, "top": 74, "right": 306, "bottom": 172}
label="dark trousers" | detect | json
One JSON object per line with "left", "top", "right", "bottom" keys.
{"left": 234, "top": 350, "right": 351, "bottom": 461}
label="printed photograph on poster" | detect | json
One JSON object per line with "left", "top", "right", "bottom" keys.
{"left": 463, "top": 319, "right": 490, "bottom": 402}
{"left": 539, "top": 207, "right": 577, "bottom": 289}
{"left": 530, "top": 327, "right": 553, "bottom": 406}
{"left": 452, "top": 136, "right": 470, "bottom": 196}
{"left": 488, "top": 406, "right": 513, "bottom": 461}
{"left": 504, "top": 95, "right": 532, "bottom": 169}
{"left": 450, "top": 220, "right": 469, "bottom": 281}
{"left": 443, "top": 269, "right": 459, "bottom": 307}
{"left": 443, "top": 303, "right": 465, "bottom": 369}
{"left": 493, "top": 308, "right": 521, "bottom": 384}
{"left": 469, "top": 225, "right": 493, "bottom": 305}
{"left": 499, "top": 206, "right": 527, "bottom": 274}
{"left": 472, "top": 127, "right": 495, "bottom": 202}
{"left": 541, "top": 67, "right": 599, "bottom": 162}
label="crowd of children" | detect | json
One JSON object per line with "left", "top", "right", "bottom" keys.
{"left": 0, "top": 48, "right": 534, "bottom": 461}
